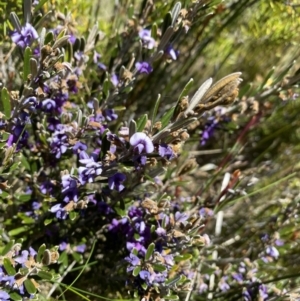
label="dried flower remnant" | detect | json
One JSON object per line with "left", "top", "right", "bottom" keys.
{"left": 10, "top": 23, "right": 39, "bottom": 48}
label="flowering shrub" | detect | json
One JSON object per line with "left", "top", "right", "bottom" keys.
{"left": 1, "top": 0, "right": 300, "bottom": 300}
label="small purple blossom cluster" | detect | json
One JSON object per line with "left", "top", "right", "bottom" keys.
{"left": 11, "top": 23, "right": 38, "bottom": 48}
{"left": 0, "top": 243, "right": 57, "bottom": 299}
{"left": 200, "top": 106, "right": 230, "bottom": 145}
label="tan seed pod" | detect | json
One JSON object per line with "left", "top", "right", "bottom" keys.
{"left": 202, "top": 72, "right": 242, "bottom": 104}
{"left": 141, "top": 198, "right": 159, "bottom": 215}
{"left": 177, "top": 158, "right": 197, "bottom": 176}
{"left": 42, "top": 249, "right": 51, "bottom": 266}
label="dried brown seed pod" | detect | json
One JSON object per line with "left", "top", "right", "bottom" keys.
{"left": 141, "top": 198, "right": 159, "bottom": 215}
{"left": 201, "top": 72, "right": 242, "bottom": 104}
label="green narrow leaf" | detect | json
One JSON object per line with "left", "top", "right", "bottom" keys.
{"left": 132, "top": 266, "right": 141, "bottom": 277}
{"left": 8, "top": 226, "right": 28, "bottom": 236}
{"left": 65, "top": 40, "right": 73, "bottom": 63}
{"left": 69, "top": 211, "right": 77, "bottom": 221}
{"left": 80, "top": 37, "right": 86, "bottom": 52}
{"left": 141, "top": 282, "right": 148, "bottom": 290}
{"left": 58, "top": 250, "right": 69, "bottom": 267}
{"left": 33, "top": 11, "right": 52, "bottom": 29}
{"left": 145, "top": 242, "right": 155, "bottom": 261}
{"left": 23, "top": 47, "right": 32, "bottom": 81}
{"left": 17, "top": 213, "right": 35, "bottom": 224}
{"left": 9, "top": 292, "right": 22, "bottom": 301}
{"left": 37, "top": 270, "right": 53, "bottom": 280}
{"left": 20, "top": 154, "right": 30, "bottom": 171}
{"left": 162, "top": 12, "right": 172, "bottom": 35}
{"left": 174, "top": 253, "right": 192, "bottom": 262}
{"left": 44, "top": 218, "right": 52, "bottom": 226}
{"left": 73, "top": 38, "right": 81, "bottom": 52}
{"left": 44, "top": 31, "right": 54, "bottom": 45}
{"left": 171, "top": 2, "right": 182, "bottom": 26}
{"left": 56, "top": 28, "right": 67, "bottom": 40}
{"left": 52, "top": 35, "right": 71, "bottom": 49}
{"left": 136, "top": 114, "right": 148, "bottom": 132}
{"left": 19, "top": 267, "right": 29, "bottom": 275}
{"left": 36, "top": 244, "right": 46, "bottom": 263}
{"left": 71, "top": 251, "right": 81, "bottom": 262}
{"left": 274, "top": 60, "right": 295, "bottom": 85}
{"left": 177, "top": 78, "right": 194, "bottom": 104}
{"left": 165, "top": 275, "right": 181, "bottom": 286}
{"left": 1, "top": 87, "right": 11, "bottom": 118}
{"left": 152, "top": 263, "right": 167, "bottom": 272}
{"left": 129, "top": 119, "right": 137, "bottom": 138}
{"left": 24, "top": 279, "right": 36, "bottom": 294}
{"left": 3, "top": 258, "right": 16, "bottom": 275}
{"left": 9, "top": 12, "right": 22, "bottom": 32}
{"left": 258, "top": 66, "right": 275, "bottom": 91}
{"left": 34, "top": 0, "right": 48, "bottom": 11}
{"left": 9, "top": 162, "right": 20, "bottom": 173}
{"left": 23, "top": 0, "right": 32, "bottom": 23}
{"left": 161, "top": 106, "right": 175, "bottom": 129}
{"left": 151, "top": 23, "right": 158, "bottom": 40}
{"left": 127, "top": 4, "right": 134, "bottom": 19}
{"left": 1, "top": 240, "right": 15, "bottom": 256}
{"left": 103, "top": 77, "right": 110, "bottom": 98}
{"left": 17, "top": 194, "right": 31, "bottom": 202}
{"left": 151, "top": 94, "right": 161, "bottom": 132}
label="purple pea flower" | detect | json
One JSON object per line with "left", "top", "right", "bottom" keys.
{"left": 155, "top": 227, "right": 166, "bottom": 236}
{"left": 138, "top": 29, "right": 156, "bottom": 49}
{"left": 125, "top": 252, "right": 141, "bottom": 272}
{"left": 72, "top": 141, "right": 87, "bottom": 154}
{"left": 104, "top": 109, "right": 118, "bottom": 122}
{"left": 22, "top": 96, "right": 38, "bottom": 112}
{"left": 262, "top": 245, "right": 280, "bottom": 263}
{"left": 108, "top": 172, "right": 126, "bottom": 192}
{"left": 11, "top": 23, "right": 39, "bottom": 48}
{"left": 111, "top": 74, "right": 119, "bottom": 86}
{"left": 7, "top": 124, "right": 29, "bottom": 150}
{"left": 158, "top": 143, "right": 176, "bottom": 160}
{"left": 266, "top": 246, "right": 279, "bottom": 258}
{"left": 59, "top": 241, "right": 69, "bottom": 251}
{"left": 135, "top": 62, "right": 153, "bottom": 74}
{"left": 49, "top": 124, "right": 72, "bottom": 159}
{"left": 130, "top": 132, "right": 154, "bottom": 154}
{"left": 93, "top": 51, "right": 107, "bottom": 70}
{"left": 165, "top": 45, "right": 179, "bottom": 60}
{"left": 61, "top": 174, "right": 79, "bottom": 203}
{"left": 41, "top": 98, "right": 56, "bottom": 112}
{"left": 0, "top": 290, "right": 10, "bottom": 300}
{"left": 50, "top": 203, "right": 68, "bottom": 219}
{"left": 78, "top": 151, "right": 102, "bottom": 184}
{"left": 75, "top": 244, "right": 86, "bottom": 253}
{"left": 201, "top": 117, "right": 218, "bottom": 145}
{"left": 218, "top": 276, "right": 230, "bottom": 292}
{"left": 14, "top": 250, "right": 29, "bottom": 265}
{"left": 199, "top": 282, "right": 208, "bottom": 294}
